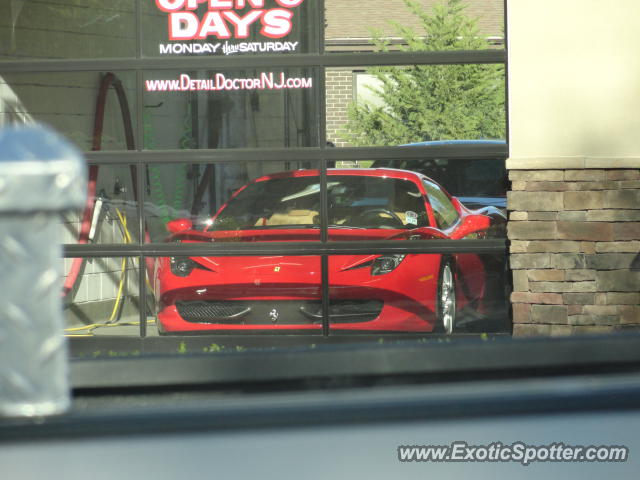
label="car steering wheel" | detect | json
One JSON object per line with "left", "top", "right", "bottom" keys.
{"left": 357, "top": 208, "right": 405, "bottom": 228}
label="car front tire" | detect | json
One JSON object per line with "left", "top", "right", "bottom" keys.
{"left": 436, "top": 258, "right": 457, "bottom": 334}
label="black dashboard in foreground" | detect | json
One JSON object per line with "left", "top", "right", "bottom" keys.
{"left": 3, "top": 334, "right": 640, "bottom": 479}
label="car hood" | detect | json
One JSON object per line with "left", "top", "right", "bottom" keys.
{"left": 169, "top": 226, "right": 449, "bottom": 244}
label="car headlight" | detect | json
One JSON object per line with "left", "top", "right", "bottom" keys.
{"left": 371, "top": 254, "right": 406, "bottom": 276}
{"left": 170, "top": 257, "right": 197, "bottom": 277}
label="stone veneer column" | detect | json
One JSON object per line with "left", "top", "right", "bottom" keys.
{"left": 507, "top": 169, "right": 640, "bottom": 335}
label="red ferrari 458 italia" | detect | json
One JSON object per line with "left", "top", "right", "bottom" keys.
{"left": 153, "top": 168, "right": 505, "bottom": 335}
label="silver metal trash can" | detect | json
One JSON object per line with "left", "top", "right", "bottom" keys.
{"left": 0, "top": 126, "right": 86, "bottom": 417}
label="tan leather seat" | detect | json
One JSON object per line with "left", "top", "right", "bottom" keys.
{"left": 256, "top": 209, "right": 319, "bottom": 226}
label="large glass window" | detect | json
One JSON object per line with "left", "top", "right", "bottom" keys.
{"left": 0, "top": 0, "right": 510, "bottom": 357}
{"left": 324, "top": 0, "right": 504, "bottom": 53}
{"left": 0, "top": 71, "right": 137, "bottom": 151}
{"left": 63, "top": 257, "right": 144, "bottom": 338}
{"left": 141, "top": 0, "right": 320, "bottom": 58}
{"left": 63, "top": 164, "right": 141, "bottom": 245}
{"left": 0, "top": 1, "right": 136, "bottom": 61}
{"left": 211, "top": 173, "right": 430, "bottom": 232}
{"left": 153, "top": 253, "right": 324, "bottom": 335}
{"left": 143, "top": 68, "right": 320, "bottom": 149}
{"left": 373, "top": 155, "right": 508, "bottom": 208}
{"left": 328, "top": 252, "right": 509, "bottom": 334}
{"left": 144, "top": 161, "right": 319, "bottom": 242}
{"left": 325, "top": 65, "right": 506, "bottom": 148}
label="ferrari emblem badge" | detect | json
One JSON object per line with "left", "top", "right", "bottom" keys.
{"left": 269, "top": 309, "right": 279, "bottom": 323}
{"left": 274, "top": 266, "right": 281, "bottom": 272}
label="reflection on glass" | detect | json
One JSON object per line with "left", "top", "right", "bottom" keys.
{"left": 145, "top": 163, "right": 506, "bottom": 243}
{"left": 63, "top": 165, "right": 140, "bottom": 245}
{"left": 368, "top": 155, "right": 508, "bottom": 216}
{"left": 329, "top": 253, "right": 510, "bottom": 334}
{"left": 63, "top": 257, "right": 144, "bottom": 337}
{"left": 145, "top": 162, "right": 315, "bottom": 242}
{"left": 153, "top": 255, "right": 323, "bottom": 334}
{"left": 0, "top": 71, "right": 136, "bottom": 151}
{"left": 142, "top": 0, "right": 319, "bottom": 58}
{"left": 208, "top": 171, "right": 430, "bottom": 233}
{"left": 321, "top": 166, "right": 506, "bottom": 241}
{"left": 326, "top": 65, "right": 505, "bottom": 148}
{"left": 143, "top": 68, "right": 319, "bottom": 150}
{"left": 325, "top": 0, "right": 504, "bottom": 53}
{"left": 151, "top": 251, "right": 510, "bottom": 335}
{"left": 211, "top": 173, "right": 430, "bottom": 232}
{"left": 0, "top": 1, "right": 136, "bottom": 61}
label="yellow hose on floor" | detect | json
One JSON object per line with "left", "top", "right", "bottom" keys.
{"left": 106, "top": 208, "right": 132, "bottom": 323}
{"left": 65, "top": 206, "right": 149, "bottom": 335}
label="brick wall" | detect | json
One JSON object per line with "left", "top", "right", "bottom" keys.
{"left": 507, "top": 169, "right": 640, "bottom": 335}
{"left": 325, "top": 69, "right": 353, "bottom": 147}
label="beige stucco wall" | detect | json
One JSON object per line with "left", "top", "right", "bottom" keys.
{"left": 507, "top": 0, "right": 640, "bottom": 169}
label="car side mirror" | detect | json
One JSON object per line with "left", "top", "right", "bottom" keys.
{"left": 451, "top": 214, "right": 490, "bottom": 240}
{"left": 166, "top": 218, "right": 193, "bottom": 233}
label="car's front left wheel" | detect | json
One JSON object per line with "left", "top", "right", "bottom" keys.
{"left": 436, "top": 259, "right": 457, "bottom": 334}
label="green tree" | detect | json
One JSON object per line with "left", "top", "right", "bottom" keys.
{"left": 342, "top": 0, "right": 505, "bottom": 146}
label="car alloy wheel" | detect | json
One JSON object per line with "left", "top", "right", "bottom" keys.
{"left": 438, "top": 261, "right": 457, "bottom": 334}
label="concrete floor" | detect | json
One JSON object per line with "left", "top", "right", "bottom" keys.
{"left": 65, "top": 318, "right": 159, "bottom": 337}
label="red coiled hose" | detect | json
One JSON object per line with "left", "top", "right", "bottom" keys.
{"left": 63, "top": 72, "right": 136, "bottom": 298}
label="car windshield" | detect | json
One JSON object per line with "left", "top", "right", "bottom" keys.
{"left": 210, "top": 174, "right": 429, "bottom": 230}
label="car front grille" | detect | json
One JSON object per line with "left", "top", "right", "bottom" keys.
{"left": 175, "top": 299, "right": 383, "bottom": 325}
{"left": 300, "top": 300, "right": 383, "bottom": 323}
{"left": 176, "top": 301, "right": 250, "bottom": 321}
